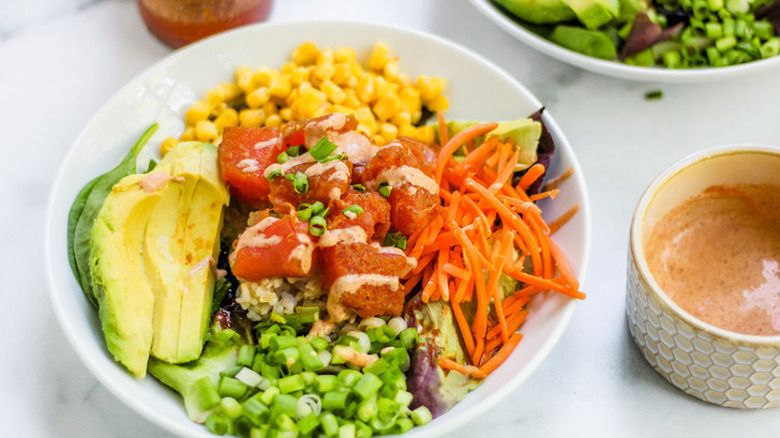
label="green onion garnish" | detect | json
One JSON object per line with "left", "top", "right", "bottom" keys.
{"left": 286, "top": 145, "right": 301, "bottom": 157}
{"left": 644, "top": 90, "right": 663, "bottom": 100}
{"left": 383, "top": 232, "right": 407, "bottom": 251}
{"left": 266, "top": 169, "right": 282, "bottom": 181}
{"left": 378, "top": 183, "right": 392, "bottom": 198}
{"left": 352, "top": 184, "right": 366, "bottom": 192}
{"left": 310, "top": 215, "right": 327, "bottom": 237}
{"left": 285, "top": 172, "right": 309, "bottom": 194}
{"left": 321, "top": 152, "right": 347, "bottom": 163}
{"left": 341, "top": 205, "right": 364, "bottom": 216}
{"left": 276, "top": 151, "right": 290, "bottom": 164}
{"left": 297, "top": 201, "right": 325, "bottom": 221}
{"left": 310, "top": 137, "right": 338, "bottom": 161}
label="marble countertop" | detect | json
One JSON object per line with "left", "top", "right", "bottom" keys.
{"left": 3, "top": 0, "right": 779, "bottom": 436}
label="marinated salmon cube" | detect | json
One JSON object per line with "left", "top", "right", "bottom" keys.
{"left": 218, "top": 126, "right": 285, "bottom": 206}
{"left": 387, "top": 185, "right": 440, "bottom": 236}
{"left": 231, "top": 214, "right": 315, "bottom": 281}
{"left": 268, "top": 160, "right": 353, "bottom": 214}
{"left": 327, "top": 190, "right": 391, "bottom": 242}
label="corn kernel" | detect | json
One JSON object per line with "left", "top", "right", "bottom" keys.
{"left": 373, "top": 76, "right": 398, "bottom": 100}
{"left": 179, "top": 126, "right": 196, "bottom": 141}
{"left": 262, "top": 101, "right": 278, "bottom": 116}
{"left": 368, "top": 42, "right": 390, "bottom": 71}
{"left": 397, "top": 73, "right": 413, "bottom": 88}
{"left": 399, "top": 87, "right": 421, "bottom": 114}
{"left": 214, "top": 107, "right": 239, "bottom": 132}
{"left": 356, "top": 74, "right": 375, "bottom": 103}
{"left": 373, "top": 94, "right": 400, "bottom": 121}
{"left": 332, "top": 63, "right": 353, "bottom": 86}
{"left": 265, "top": 114, "right": 282, "bottom": 128}
{"left": 279, "top": 107, "right": 294, "bottom": 121}
{"left": 239, "top": 109, "right": 265, "bottom": 127}
{"left": 160, "top": 136, "right": 178, "bottom": 155}
{"left": 236, "top": 66, "right": 254, "bottom": 92}
{"left": 292, "top": 42, "right": 319, "bottom": 66}
{"left": 390, "top": 112, "right": 412, "bottom": 127}
{"left": 415, "top": 125, "right": 436, "bottom": 145}
{"left": 313, "top": 62, "right": 335, "bottom": 84}
{"left": 246, "top": 87, "right": 270, "bottom": 108}
{"left": 185, "top": 100, "right": 210, "bottom": 125}
{"left": 355, "top": 107, "right": 377, "bottom": 135}
{"left": 196, "top": 120, "right": 218, "bottom": 141}
{"left": 210, "top": 102, "right": 227, "bottom": 118}
{"left": 372, "top": 134, "right": 386, "bottom": 146}
{"left": 269, "top": 74, "right": 291, "bottom": 98}
{"left": 328, "top": 105, "right": 356, "bottom": 116}
{"left": 252, "top": 67, "right": 275, "bottom": 88}
{"left": 321, "top": 80, "right": 346, "bottom": 104}
{"left": 342, "top": 91, "right": 361, "bottom": 109}
{"left": 334, "top": 46, "right": 357, "bottom": 63}
{"left": 399, "top": 124, "right": 417, "bottom": 138}
{"left": 289, "top": 67, "right": 311, "bottom": 87}
{"left": 379, "top": 122, "right": 398, "bottom": 140}
{"left": 426, "top": 95, "right": 449, "bottom": 112}
{"left": 346, "top": 75, "right": 359, "bottom": 89}
{"left": 383, "top": 59, "right": 400, "bottom": 82}
{"left": 417, "top": 75, "right": 447, "bottom": 102}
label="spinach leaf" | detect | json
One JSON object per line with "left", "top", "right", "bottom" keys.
{"left": 69, "top": 124, "right": 158, "bottom": 307}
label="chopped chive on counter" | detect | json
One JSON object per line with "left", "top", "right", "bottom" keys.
{"left": 645, "top": 90, "right": 664, "bottom": 100}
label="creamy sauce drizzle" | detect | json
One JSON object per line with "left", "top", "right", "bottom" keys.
{"left": 139, "top": 172, "right": 184, "bottom": 193}
{"left": 375, "top": 165, "right": 438, "bottom": 195}
{"left": 237, "top": 158, "right": 260, "bottom": 173}
{"left": 318, "top": 226, "right": 368, "bottom": 247}
{"left": 254, "top": 137, "right": 280, "bottom": 149}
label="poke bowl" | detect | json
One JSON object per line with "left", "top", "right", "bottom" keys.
{"left": 470, "top": 0, "right": 780, "bottom": 82}
{"left": 44, "top": 20, "right": 591, "bottom": 437}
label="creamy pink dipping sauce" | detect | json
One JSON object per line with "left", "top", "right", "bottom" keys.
{"left": 645, "top": 183, "right": 780, "bottom": 336}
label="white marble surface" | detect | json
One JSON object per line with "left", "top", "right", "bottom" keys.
{"left": 3, "top": 0, "right": 780, "bottom": 437}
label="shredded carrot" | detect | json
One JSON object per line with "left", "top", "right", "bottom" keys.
{"left": 401, "top": 113, "right": 583, "bottom": 377}
{"left": 547, "top": 204, "right": 580, "bottom": 235}
{"left": 541, "top": 166, "right": 574, "bottom": 192}
{"left": 438, "top": 357, "right": 487, "bottom": 379}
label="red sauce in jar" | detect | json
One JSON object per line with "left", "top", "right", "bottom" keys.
{"left": 137, "top": 0, "right": 273, "bottom": 48}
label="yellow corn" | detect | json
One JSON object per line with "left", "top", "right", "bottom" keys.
{"left": 239, "top": 109, "right": 265, "bottom": 127}
{"left": 185, "top": 100, "right": 210, "bottom": 125}
{"left": 292, "top": 42, "right": 319, "bottom": 66}
{"left": 417, "top": 75, "right": 447, "bottom": 103}
{"left": 265, "top": 114, "right": 282, "bottom": 128}
{"left": 214, "top": 107, "right": 239, "bottom": 132}
{"left": 195, "top": 120, "right": 218, "bottom": 142}
{"left": 160, "top": 136, "right": 178, "bottom": 155}
{"left": 426, "top": 95, "right": 449, "bottom": 112}
{"left": 321, "top": 80, "right": 346, "bottom": 104}
{"left": 246, "top": 87, "right": 270, "bottom": 108}
{"left": 368, "top": 42, "right": 390, "bottom": 71}
{"left": 334, "top": 46, "right": 357, "bottom": 63}
{"left": 180, "top": 126, "right": 196, "bottom": 141}
{"left": 268, "top": 74, "right": 291, "bottom": 99}
{"left": 373, "top": 94, "right": 400, "bottom": 121}
{"left": 236, "top": 66, "right": 254, "bottom": 93}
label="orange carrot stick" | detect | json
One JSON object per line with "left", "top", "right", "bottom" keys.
{"left": 438, "top": 357, "right": 487, "bottom": 379}
{"left": 518, "top": 163, "right": 546, "bottom": 191}
{"left": 480, "top": 333, "right": 523, "bottom": 374}
{"left": 435, "top": 122, "right": 498, "bottom": 184}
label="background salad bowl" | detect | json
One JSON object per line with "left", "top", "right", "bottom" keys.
{"left": 470, "top": 0, "right": 780, "bottom": 83}
{"left": 44, "top": 20, "right": 591, "bottom": 437}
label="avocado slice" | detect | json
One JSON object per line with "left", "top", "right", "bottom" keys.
{"left": 176, "top": 143, "right": 230, "bottom": 361}
{"left": 493, "top": 0, "right": 577, "bottom": 25}
{"left": 562, "top": 0, "right": 619, "bottom": 29}
{"left": 90, "top": 174, "right": 163, "bottom": 377}
{"left": 146, "top": 142, "right": 229, "bottom": 363}
{"left": 445, "top": 118, "right": 543, "bottom": 172}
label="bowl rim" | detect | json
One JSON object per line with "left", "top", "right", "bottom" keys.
{"left": 629, "top": 143, "right": 780, "bottom": 345}
{"left": 44, "top": 18, "right": 592, "bottom": 438}
{"left": 470, "top": 0, "right": 780, "bottom": 83}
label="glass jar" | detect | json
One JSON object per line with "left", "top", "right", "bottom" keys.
{"left": 138, "top": 0, "right": 274, "bottom": 48}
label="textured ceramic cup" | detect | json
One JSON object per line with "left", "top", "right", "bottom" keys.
{"left": 626, "top": 144, "right": 780, "bottom": 409}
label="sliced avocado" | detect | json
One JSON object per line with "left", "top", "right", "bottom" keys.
{"left": 176, "top": 143, "right": 230, "bottom": 361}
{"left": 550, "top": 25, "right": 618, "bottom": 59}
{"left": 494, "top": 0, "right": 577, "bottom": 24}
{"left": 90, "top": 174, "right": 163, "bottom": 377}
{"left": 146, "top": 142, "right": 229, "bottom": 364}
{"left": 562, "top": 0, "right": 619, "bottom": 29}
{"left": 445, "top": 118, "right": 542, "bottom": 171}
{"left": 145, "top": 146, "right": 199, "bottom": 363}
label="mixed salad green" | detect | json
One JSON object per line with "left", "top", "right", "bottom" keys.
{"left": 493, "top": 0, "right": 780, "bottom": 67}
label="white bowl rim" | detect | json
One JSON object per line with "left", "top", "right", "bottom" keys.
{"left": 44, "top": 18, "right": 592, "bottom": 438}
{"left": 630, "top": 143, "right": 780, "bottom": 345}
{"left": 470, "top": 0, "right": 780, "bottom": 83}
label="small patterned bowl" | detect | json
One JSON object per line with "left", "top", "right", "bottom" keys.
{"left": 626, "top": 144, "right": 780, "bottom": 409}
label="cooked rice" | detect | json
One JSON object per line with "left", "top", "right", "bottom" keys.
{"left": 236, "top": 276, "right": 327, "bottom": 321}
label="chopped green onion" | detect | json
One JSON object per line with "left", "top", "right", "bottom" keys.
{"left": 383, "top": 232, "right": 407, "bottom": 250}
{"left": 341, "top": 205, "right": 364, "bottom": 217}
{"left": 310, "top": 137, "right": 339, "bottom": 161}
{"left": 378, "top": 183, "right": 391, "bottom": 198}
{"left": 352, "top": 184, "right": 366, "bottom": 192}
{"left": 273, "top": 347, "right": 300, "bottom": 367}
{"left": 315, "top": 374, "right": 339, "bottom": 393}
{"left": 242, "top": 394, "right": 270, "bottom": 423}
{"left": 191, "top": 376, "right": 221, "bottom": 413}
{"left": 219, "top": 376, "right": 248, "bottom": 399}
{"left": 285, "top": 172, "right": 309, "bottom": 194}
{"left": 260, "top": 386, "right": 279, "bottom": 406}
{"left": 299, "top": 343, "right": 326, "bottom": 371}
{"left": 357, "top": 395, "right": 378, "bottom": 423}
{"left": 272, "top": 393, "right": 299, "bottom": 418}
{"left": 310, "top": 215, "right": 327, "bottom": 237}
{"left": 310, "top": 336, "right": 329, "bottom": 352}
{"left": 296, "top": 306, "right": 320, "bottom": 324}
{"left": 221, "top": 397, "right": 243, "bottom": 419}
{"left": 298, "top": 413, "right": 320, "bottom": 435}
{"left": 266, "top": 169, "right": 282, "bottom": 181}
{"left": 276, "top": 151, "right": 290, "bottom": 164}
{"left": 353, "top": 373, "right": 383, "bottom": 400}
{"left": 761, "top": 38, "right": 780, "bottom": 58}
{"left": 322, "top": 390, "right": 349, "bottom": 410}
{"left": 287, "top": 145, "right": 301, "bottom": 157}
{"left": 237, "top": 344, "right": 256, "bottom": 367}
{"left": 321, "top": 152, "right": 347, "bottom": 163}
{"left": 278, "top": 375, "right": 306, "bottom": 393}
{"left": 644, "top": 90, "right": 663, "bottom": 100}
{"left": 205, "top": 412, "right": 232, "bottom": 435}
{"left": 320, "top": 412, "right": 340, "bottom": 437}
{"left": 339, "top": 423, "right": 356, "bottom": 438}
{"left": 338, "top": 369, "right": 363, "bottom": 387}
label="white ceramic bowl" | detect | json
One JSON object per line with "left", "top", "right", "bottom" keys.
{"left": 470, "top": 0, "right": 780, "bottom": 83}
{"left": 44, "top": 20, "right": 591, "bottom": 437}
{"left": 627, "top": 144, "right": 780, "bottom": 408}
